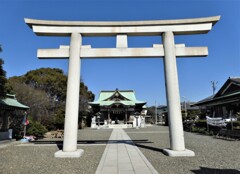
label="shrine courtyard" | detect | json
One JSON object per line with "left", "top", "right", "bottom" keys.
{"left": 0, "top": 125, "right": 239, "bottom": 174}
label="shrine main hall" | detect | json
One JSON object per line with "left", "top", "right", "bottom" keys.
{"left": 89, "top": 89, "right": 146, "bottom": 124}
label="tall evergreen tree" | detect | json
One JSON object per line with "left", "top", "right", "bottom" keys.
{"left": 0, "top": 45, "right": 7, "bottom": 97}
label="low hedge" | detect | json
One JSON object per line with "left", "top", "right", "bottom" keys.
{"left": 226, "top": 121, "right": 240, "bottom": 129}
{"left": 195, "top": 120, "right": 207, "bottom": 128}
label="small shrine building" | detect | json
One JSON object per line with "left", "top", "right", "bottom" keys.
{"left": 89, "top": 89, "right": 146, "bottom": 124}
{"left": 0, "top": 94, "right": 29, "bottom": 140}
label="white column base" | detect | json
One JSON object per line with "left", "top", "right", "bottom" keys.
{"left": 163, "top": 148, "right": 195, "bottom": 157}
{"left": 54, "top": 149, "right": 84, "bottom": 158}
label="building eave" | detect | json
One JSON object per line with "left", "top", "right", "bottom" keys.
{"left": 0, "top": 94, "right": 30, "bottom": 110}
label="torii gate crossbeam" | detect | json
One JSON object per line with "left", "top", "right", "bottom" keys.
{"left": 25, "top": 16, "right": 220, "bottom": 158}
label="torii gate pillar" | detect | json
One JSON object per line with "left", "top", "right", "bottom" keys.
{"left": 25, "top": 16, "right": 220, "bottom": 158}
{"left": 162, "top": 31, "right": 191, "bottom": 156}
{"left": 54, "top": 33, "right": 84, "bottom": 157}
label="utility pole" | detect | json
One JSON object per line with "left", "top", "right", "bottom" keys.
{"left": 184, "top": 100, "right": 187, "bottom": 118}
{"left": 155, "top": 101, "right": 158, "bottom": 124}
{"left": 182, "top": 96, "right": 187, "bottom": 118}
{"left": 211, "top": 81, "right": 218, "bottom": 95}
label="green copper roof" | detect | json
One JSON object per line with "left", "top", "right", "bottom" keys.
{"left": 89, "top": 89, "right": 146, "bottom": 106}
{"left": 0, "top": 94, "right": 29, "bottom": 110}
{"left": 98, "top": 90, "right": 137, "bottom": 101}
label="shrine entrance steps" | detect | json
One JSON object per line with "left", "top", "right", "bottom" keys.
{"left": 108, "top": 124, "right": 129, "bottom": 129}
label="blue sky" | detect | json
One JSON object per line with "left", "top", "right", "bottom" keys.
{"left": 0, "top": 0, "right": 239, "bottom": 106}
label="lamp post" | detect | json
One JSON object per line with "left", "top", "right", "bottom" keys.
{"left": 155, "top": 101, "right": 158, "bottom": 124}
{"left": 134, "top": 112, "right": 140, "bottom": 129}
{"left": 22, "top": 111, "right": 29, "bottom": 137}
{"left": 96, "top": 112, "right": 101, "bottom": 130}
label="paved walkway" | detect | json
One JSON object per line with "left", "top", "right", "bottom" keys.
{"left": 95, "top": 128, "right": 158, "bottom": 174}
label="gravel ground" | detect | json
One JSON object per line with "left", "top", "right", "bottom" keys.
{"left": 1, "top": 126, "right": 240, "bottom": 174}
{"left": 125, "top": 125, "right": 240, "bottom": 174}
{"left": 0, "top": 128, "right": 112, "bottom": 174}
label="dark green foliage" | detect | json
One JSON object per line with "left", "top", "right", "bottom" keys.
{"left": 79, "top": 81, "right": 95, "bottom": 112}
{"left": 146, "top": 106, "right": 156, "bottom": 124}
{"left": 186, "top": 120, "right": 208, "bottom": 135}
{"left": 8, "top": 68, "right": 95, "bottom": 130}
{"left": 8, "top": 80, "right": 51, "bottom": 122}
{"left": 226, "top": 121, "right": 240, "bottom": 130}
{"left": 53, "top": 106, "right": 65, "bottom": 130}
{"left": 0, "top": 59, "right": 7, "bottom": 97}
{"left": 24, "top": 68, "right": 67, "bottom": 101}
{"left": 187, "top": 110, "right": 201, "bottom": 119}
{"left": 146, "top": 106, "right": 155, "bottom": 116}
{"left": 8, "top": 111, "right": 25, "bottom": 140}
{"left": 27, "top": 120, "right": 48, "bottom": 138}
{"left": 195, "top": 120, "right": 207, "bottom": 128}
{"left": 191, "top": 126, "right": 207, "bottom": 134}
{"left": 0, "top": 45, "right": 7, "bottom": 97}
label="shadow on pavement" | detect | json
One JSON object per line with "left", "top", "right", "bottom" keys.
{"left": 30, "top": 139, "right": 152, "bottom": 150}
{"left": 134, "top": 143, "right": 163, "bottom": 153}
{"left": 191, "top": 167, "right": 240, "bottom": 174}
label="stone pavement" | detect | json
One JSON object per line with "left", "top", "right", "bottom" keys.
{"left": 95, "top": 128, "right": 158, "bottom": 174}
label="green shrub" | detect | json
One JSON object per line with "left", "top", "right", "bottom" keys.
{"left": 226, "top": 121, "right": 240, "bottom": 129}
{"left": 195, "top": 120, "right": 207, "bottom": 128}
{"left": 233, "top": 121, "right": 240, "bottom": 127}
{"left": 191, "top": 126, "right": 207, "bottom": 134}
{"left": 27, "top": 121, "right": 48, "bottom": 138}
{"left": 191, "top": 126, "right": 199, "bottom": 132}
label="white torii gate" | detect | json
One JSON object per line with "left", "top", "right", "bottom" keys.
{"left": 25, "top": 16, "right": 220, "bottom": 158}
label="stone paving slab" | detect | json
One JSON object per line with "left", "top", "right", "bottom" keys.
{"left": 95, "top": 128, "right": 158, "bottom": 174}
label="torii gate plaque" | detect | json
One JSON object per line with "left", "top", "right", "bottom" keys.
{"left": 25, "top": 16, "right": 220, "bottom": 158}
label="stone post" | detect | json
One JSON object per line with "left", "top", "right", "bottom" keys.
{"left": 125, "top": 109, "right": 128, "bottom": 124}
{"left": 108, "top": 108, "right": 110, "bottom": 124}
{"left": 55, "top": 32, "right": 84, "bottom": 158}
{"left": 162, "top": 31, "right": 194, "bottom": 156}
